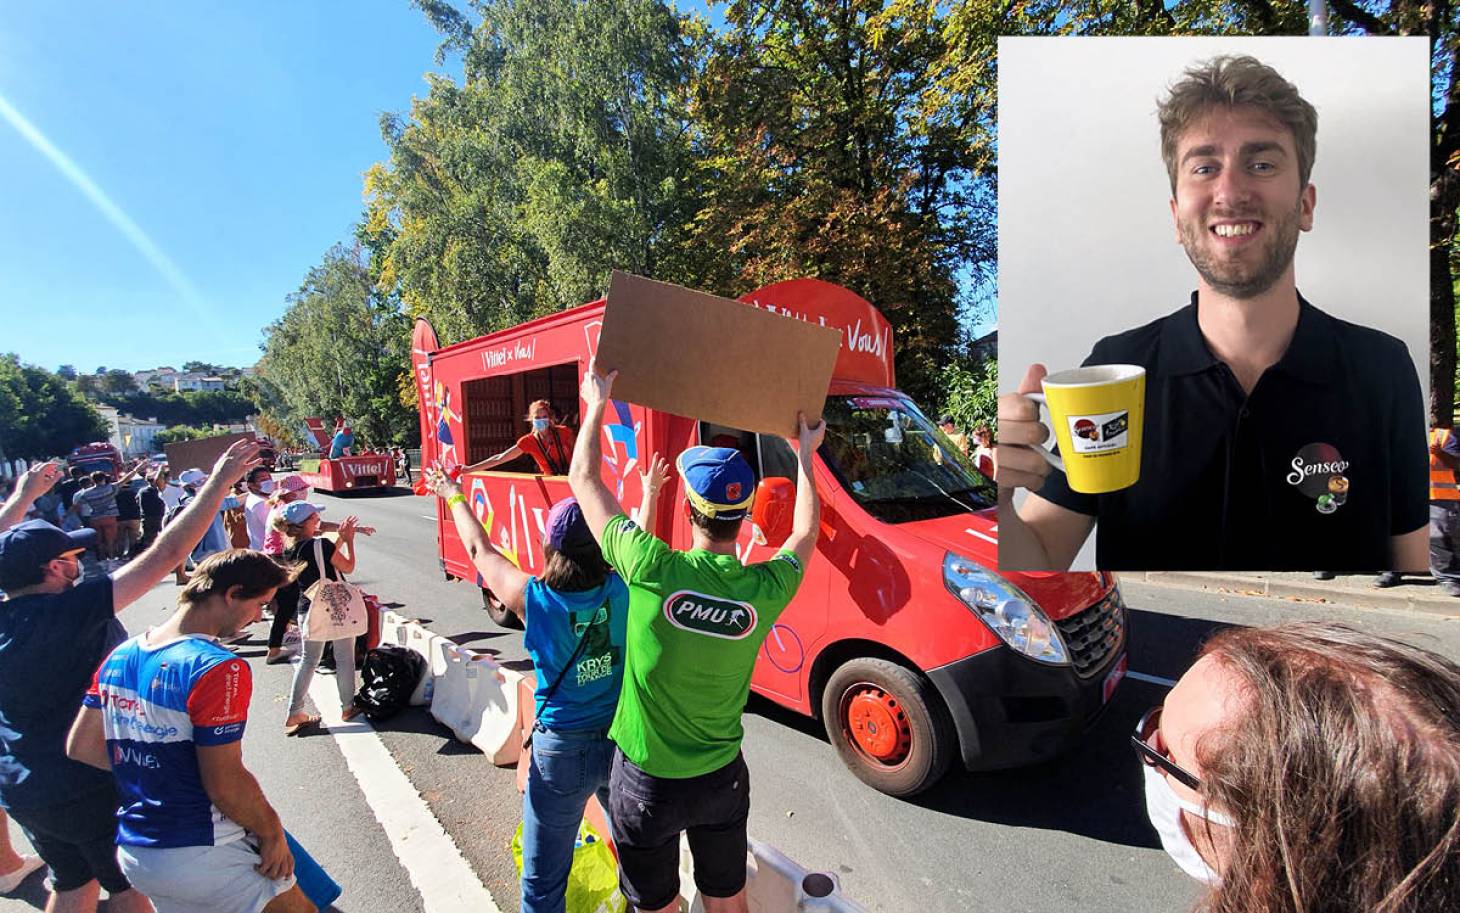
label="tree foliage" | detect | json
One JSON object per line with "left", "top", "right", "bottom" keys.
{"left": 258, "top": 244, "right": 417, "bottom": 446}
{"left": 98, "top": 390, "right": 256, "bottom": 427}
{"left": 154, "top": 425, "right": 219, "bottom": 446}
{"left": 365, "top": 0, "right": 700, "bottom": 346}
{"left": 0, "top": 355, "right": 110, "bottom": 459}
{"left": 939, "top": 357, "right": 997, "bottom": 435}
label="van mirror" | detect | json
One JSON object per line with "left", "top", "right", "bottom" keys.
{"left": 750, "top": 476, "right": 796, "bottom": 548}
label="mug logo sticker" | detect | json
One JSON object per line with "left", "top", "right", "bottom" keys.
{"left": 662, "top": 590, "right": 757, "bottom": 640}
{"left": 1065, "top": 410, "right": 1129, "bottom": 454}
{"left": 1286, "top": 443, "right": 1350, "bottom": 514}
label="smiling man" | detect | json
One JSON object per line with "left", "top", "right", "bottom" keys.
{"left": 997, "top": 55, "right": 1428, "bottom": 572}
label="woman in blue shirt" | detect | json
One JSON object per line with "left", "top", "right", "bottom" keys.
{"left": 426, "top": 462, "right": 664, "bottom": 913}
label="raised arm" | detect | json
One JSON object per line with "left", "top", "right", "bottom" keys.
{"left": 636, "top": 453, "right": 670, "bottom": 533}
{"left": 426, "top": 468, "right": 531, "bottom": 616}
{"left": 328, "top": 518, "right": 359, "bottom": 575}
{"left": 0, "top": 461, "right": 64, "bottom": 532}
{"left": 569, "top": 358, "right": 625, "bottom": 542}
{"left": 463, "top": 444, "right": 524, "bottom": 474}
{"left": 780, "top": 413, "right": 826, "bottom": 569}
{"left": 112, "top": 440, "right": 261, "bottom": 610}
{"left": 116, "top": 459, "right": 147, "bottom": 486}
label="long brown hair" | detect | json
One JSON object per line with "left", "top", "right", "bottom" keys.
{"left": 1193, "top": 622, "right": 1460, "bottom": 913}
{"left": 539, "top": 543, "right": 609, "bottom": 593}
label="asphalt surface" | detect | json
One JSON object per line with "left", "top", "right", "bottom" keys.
{"left": 5, "top": 486, "right": 1459, "bottom": 912}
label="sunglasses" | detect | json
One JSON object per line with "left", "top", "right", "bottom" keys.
{"left": 1131, "top": 705, "right": 1202, "bottom": 792}
{"left": 572, "top": 605, "right": 609, "bottom": 637}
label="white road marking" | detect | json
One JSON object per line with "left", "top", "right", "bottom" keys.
{"left": 420, "top": 515, "right": 439, "bottom": 521}
{"left": 307, "top": 676, "right": 501, "bottom": 913}
{"left": 1126, "top": 671, "right": 1177, "bottom": 688}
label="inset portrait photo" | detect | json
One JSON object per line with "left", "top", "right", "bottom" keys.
{"left": 996, "top": 37, "right": 1430, "bottom": 572}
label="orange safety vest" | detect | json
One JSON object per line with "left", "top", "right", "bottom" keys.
{"left": 518, "top": 425, "right": 575, "bottom": 475}
{"left": 1431, "top": 428, "right": 1460, "bottom": 500}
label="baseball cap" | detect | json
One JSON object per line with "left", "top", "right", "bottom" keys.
{"left": 676, "top": 447, "right": 755, "bottom": 520}
{"left": 280, "top": 501, "right": 326, "bottom": 525}
{"left": 544, "top": 497, "right": 595, "bottom": 552}
{"left": 177, "top": 468, "right": 208, "bottom": 487}
{"left": 276, "top": 475, "right": 311, "bottom": 494}
{"left": 0, "top": 520, "right": 97, "bottom": 581}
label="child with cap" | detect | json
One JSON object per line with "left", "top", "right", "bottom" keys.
{"left": 271, "top": 501, "right": 365, "bottom": 732}
{"left": 426, "top": 469, "right": 633, "bottom": 913}
{"left": 568, "top": 358, "right": 825, "bottom": 913}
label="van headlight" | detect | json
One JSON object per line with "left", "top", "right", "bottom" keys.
{"left": 943, "top": 553, "right": 1069, "bottom": 665}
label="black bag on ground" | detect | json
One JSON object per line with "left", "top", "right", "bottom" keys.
{"left": 353, "top": 645, "right": 426, "bottom": 723}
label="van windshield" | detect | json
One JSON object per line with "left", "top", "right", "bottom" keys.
{"left": 818, "top": 395, "right": 995, "bottom": 523}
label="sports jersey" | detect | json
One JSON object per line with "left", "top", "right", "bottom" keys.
{"left": 598, "top": 514, "right": 804, "bottom": 778}
{"left": 522, "top": 574, "right": 629, "bottom": 731}
{"left": 85, "top": 633, "right": 252, "bottom": 848}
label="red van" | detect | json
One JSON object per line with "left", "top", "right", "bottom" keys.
{"left": 411, "top": 279, "right": 1127, "bottom": 796}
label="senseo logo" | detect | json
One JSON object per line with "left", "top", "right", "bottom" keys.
{"left": 1286, "top": 455, "right": 1350, "bottom": 486}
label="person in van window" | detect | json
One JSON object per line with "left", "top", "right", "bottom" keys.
{"left": 463, "top": 400, "right": 576, "bottom": 476}
{"left": 569, "top": 358, "right": 824, "bottom": 913}
{"left": 1136, "top": 621, "right": 1458, "bottom": 911}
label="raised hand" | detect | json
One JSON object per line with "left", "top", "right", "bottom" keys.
{"left": 580, "top": 357, "right": 618, "bottom": 408}
{"left": 337, "top": 515, "right": 360, "bottom": 541}
{"left": 639, "top": 452, "right": 671, "bottom": 495}
{"left": 786, "top": 411, "right": 826, "bottom": 456}
{"left": 424, "top": 466, "right": 460, "bottom": 499}
{"left": 212, "top": 439, "right": 263, "bottom": 485}
{"left": 16, "top": 461, "right": 64, "bottom": 499}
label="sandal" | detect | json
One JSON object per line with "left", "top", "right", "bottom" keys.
{"left": 283, "top": 715, "right": 321, "bottom": 736}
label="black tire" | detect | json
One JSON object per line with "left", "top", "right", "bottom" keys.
{"left": 481, "top": 587, "right": 523, "bottom": 629}
{"left": 821, "top": 657, "right": 955, "bottom": 797}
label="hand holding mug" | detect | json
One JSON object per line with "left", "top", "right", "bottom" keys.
{"left": 996, "top": 364, "right": 1054, "bottom": 496}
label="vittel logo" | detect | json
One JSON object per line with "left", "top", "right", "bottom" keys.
{"left": 662, "top": 591, "right": 757, "bottom": 640}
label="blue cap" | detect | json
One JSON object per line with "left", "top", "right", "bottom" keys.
{"left": 0, "top": 520, "right": 97, "bottom": 580}
{"left": 280, "top": 501, "right": 326, "bottom": 525}
{"left": 676, "top": 447, "right": 755, "bottom": 520}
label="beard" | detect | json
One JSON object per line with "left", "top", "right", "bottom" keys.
{"left": 1178, "top": 196, "right": 1302, "bottom": 300}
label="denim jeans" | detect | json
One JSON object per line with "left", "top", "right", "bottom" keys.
{"left": 520, "top": 725, "right": 614, "bottom": 913}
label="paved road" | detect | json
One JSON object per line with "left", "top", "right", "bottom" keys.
{"left": 6, "top": 485, "right": 1458, "bottom": 911}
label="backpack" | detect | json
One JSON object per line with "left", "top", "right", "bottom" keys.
{"left": 163, "top": 492, "right": 193, "bottom": 526}
{"left": 353, "top": 645, "right": 427, "bottom": 723}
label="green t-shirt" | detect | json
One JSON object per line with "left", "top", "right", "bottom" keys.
{"left": 599, "top": 513, "right": 805, "bottom": 778}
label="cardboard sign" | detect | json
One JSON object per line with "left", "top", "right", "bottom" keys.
{"left": 163, "top": 432, "right": 254, "bottom": 476}
{"left": 596, "top": 272, "right": 842, "bottom": 437}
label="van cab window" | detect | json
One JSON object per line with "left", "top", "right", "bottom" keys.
{"left": 818, "top": 395, "right": 994, "bottom": 523}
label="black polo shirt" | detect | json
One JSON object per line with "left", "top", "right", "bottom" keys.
{"left": 1038, "top": 293, "right": 1428, "bottom": 571}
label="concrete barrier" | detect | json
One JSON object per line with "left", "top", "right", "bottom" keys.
{"left": 428, "top": 642, "right": 524, "bottom": 765}
{"left": 680, "top": 838, "right": 866, "bottom": 913}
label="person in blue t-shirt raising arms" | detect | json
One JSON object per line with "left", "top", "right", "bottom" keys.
{"left": 67, "top": 550, "right": 314, "bottom": 913}
{"left": 425, "top": 467, "right": 636, "bottom": 913}
{"left": 0, "top": 438, "right": 261, "bottom": 913}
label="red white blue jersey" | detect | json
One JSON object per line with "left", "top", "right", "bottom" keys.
{"left": 84, "top": 633, "right": 251, "bottom": 848}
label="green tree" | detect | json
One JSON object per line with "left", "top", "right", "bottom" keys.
{"left": 684, "top": 0, "right": 980, "bottom": 408}
{"left": 259, "top": 244, "right": 417, "bottom": 446}
{"left": 939, "top": 358, "right": 996, "bottom": 435}
{"left": 101, "top": 369, "right": 138, "bottom": 396}
{"left": 182, "top": 361, "right": 222, "bottom": 374}
{"left": 0, "top": 355, "right": 110, "bottom": 459}
{"left": 56, "top": 364, "right": 77, "bottom": 380}
{"left": 154, "top": 425, "right": 217, "bottom": 446}
{"left": 365, "top": 0, "right": 699, "bottom": 344}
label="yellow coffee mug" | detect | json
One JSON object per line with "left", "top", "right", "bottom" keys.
{"left": 1028, "top": 365, "right": 1145, "bottom": 494}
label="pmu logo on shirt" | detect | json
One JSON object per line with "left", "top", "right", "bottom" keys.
{"left": 662, "top": 590, "right": 757, "bottom": 640}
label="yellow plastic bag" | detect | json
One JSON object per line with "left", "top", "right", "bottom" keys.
{"left": 511, "top": 819, "right": 626, "bottom": 913}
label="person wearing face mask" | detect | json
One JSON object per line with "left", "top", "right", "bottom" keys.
{"left": 1133, "top": 621, "right": 1460, "bottom": 910}
{"left": 0, "top": 440, "right": 262, "bottom": 913}
{"left": 242, "top": 467, "right": 277, "bottom": 551}
{"left": 463, "top": 400, "right": 577, "bottom": 476}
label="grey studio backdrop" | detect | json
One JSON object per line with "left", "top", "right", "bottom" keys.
{"left": 997, "top": 36, "right": 1430, "bottom": 572}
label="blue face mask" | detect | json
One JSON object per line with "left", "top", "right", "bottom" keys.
{"left": 532, "top": 417, "right": 551, "bottom": 433}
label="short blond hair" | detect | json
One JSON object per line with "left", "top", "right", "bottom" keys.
{"left": 1158, "top": 55, "right": 1317, "bottom": 193}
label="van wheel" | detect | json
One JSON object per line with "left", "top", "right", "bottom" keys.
{"left": 481, "top": 588, "right": 522, "bottom": 629}
{"left": 821, "top": 658, "right": 954, "bottom": 797}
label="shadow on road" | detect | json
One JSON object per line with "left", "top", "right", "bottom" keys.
{"left": 370, "top": 706, "right": 480, "bottom": 757}
{"left": 744, "top": 607, "right": 1259, "bottom": 850}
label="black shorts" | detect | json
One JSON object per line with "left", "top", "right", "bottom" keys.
{"left": 608, "top": 749, "right": 750, "bottom": 911}
{"left": 7, "top": 785, "right": 131, "bottom": 894}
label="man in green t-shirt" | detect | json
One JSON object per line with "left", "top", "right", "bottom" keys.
{"left": 569, "top": 358, "right": 824, "bottom": 913}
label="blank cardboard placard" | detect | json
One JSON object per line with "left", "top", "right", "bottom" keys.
{"left": 163, "top": 432, "right": 254, "bottom": 475}
{"left": 597, "top": 272, "right": 842, "bottom": 437}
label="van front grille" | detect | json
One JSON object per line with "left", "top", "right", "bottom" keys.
{"left": 1055, "top": 589, "right": 1125, "bottom": 679}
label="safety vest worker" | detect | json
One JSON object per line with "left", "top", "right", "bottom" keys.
{"left": 1430, "top": 427, "right": 1460, "bottom": 501}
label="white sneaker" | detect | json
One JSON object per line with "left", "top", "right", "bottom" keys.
{"left": 0, "top": 854, "right": 44, "bottom": 893}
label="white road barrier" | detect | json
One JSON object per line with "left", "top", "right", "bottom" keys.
{"left": 680, "top": 838, "right": 868, "bottom": 913}
{"left": 428, "top": 642, "right": 525, "bottom": 765}
{"left": 380, "top": 611, "right": 447, "bottom": 706}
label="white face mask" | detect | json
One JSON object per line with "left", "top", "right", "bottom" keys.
{"left": 1141, "top": 763, "right": 1234, "bottom": 885}
{"left": 258, "top": 479, "right": 276, "bottom": 494}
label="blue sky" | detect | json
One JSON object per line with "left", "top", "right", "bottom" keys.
{"left": 0, "top": 2, "right": 980, "bottom": 375}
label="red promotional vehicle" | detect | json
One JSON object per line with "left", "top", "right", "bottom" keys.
{"left": 67, "top": 442, "right": 123, "bottom": 477}
{"left": 294, "top": 454, "right": 396, "bottom": 494}
{"left": 412, "top": 279, "right": 1127, "bottom": 796}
